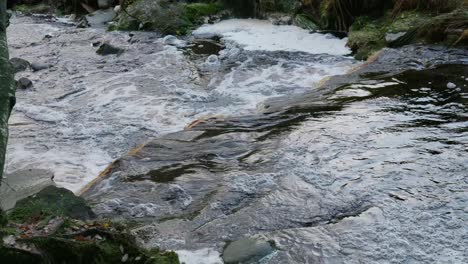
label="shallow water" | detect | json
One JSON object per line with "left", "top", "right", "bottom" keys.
{"left": 84, "top": 49, "right": 468, "bottom": 263}
{"left": 5, "top": 15, "right": 468, "bottom": 264}
{"left": 5, "top": 16, "right": 357, "bottom": 192}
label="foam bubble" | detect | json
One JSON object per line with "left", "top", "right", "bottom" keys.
{"left": 193, "top": 19, "right": 351, "bottom": 55}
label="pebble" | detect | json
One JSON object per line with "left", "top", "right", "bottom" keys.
{"left": 446, "top": 82, "right": 457, "bottom": 89}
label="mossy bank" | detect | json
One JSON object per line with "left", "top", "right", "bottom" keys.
{"left": 0, "top": 186, "right": 180, "bottom": 264}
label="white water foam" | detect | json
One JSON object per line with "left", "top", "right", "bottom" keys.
{"left": 193, "top": 19, "right": 351, "bottom": 55}
{"left": 176, "top": 248, "right": 223, "bottom": 264}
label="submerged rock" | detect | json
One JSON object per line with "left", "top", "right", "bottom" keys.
{"left": 30, "top": 62, "right": 51, "bottom": 72}
{"left": 9, "top": 57, "right": 30, "bottom": 73}
{"left": 223, "top": 237, "right": 275, "bottom": 264}
{"left": 96, "top": 43, "right": 124, "bottom": 56}
{"left": 17, "top": 77, "right": 33, "bottom": 89}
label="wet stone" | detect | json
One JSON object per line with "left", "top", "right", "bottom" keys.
{"left": 96, "top": 43, "right": 124, "bottom": 56}
{"left": 222, "top": 238, "right": 275, "bottom": 264}
{"left": 9, "top": 57, "right": 30, "bottom": 73}
{"left": 17, "top": 77, "right": 33, "bottom": 89}
{"left": 31, "top": 62, "right": 51, "bottom": 72}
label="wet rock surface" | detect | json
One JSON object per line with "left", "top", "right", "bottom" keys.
{"left": 30, "top": 62, "right": 51, "bottom": 72}
{"left": 83, "top": 46, "right": 468, "bottom": 263}
{"left": 96, "top": 43, "right": 124, "bottom": 56}
{"left": 17, "top": 77, "right": 32, "bottom": 89}
{"left": 222, "top": 238, "right": 275, "bottom": 264}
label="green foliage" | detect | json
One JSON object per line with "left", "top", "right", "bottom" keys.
{"left": 320, "top": 0, "right": 392, "bottom": 31}
{"left": 185, "top": 2, "right": 222, "bottom": 22}
{"left": 14, "top": 4, "right": 51, "bottom": 14}
{"left": 258, "top": 0, "right": 300, "bottom": 14}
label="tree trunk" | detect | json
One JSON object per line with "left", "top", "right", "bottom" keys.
{"left": 0, "top": 0, "right": 15, "bottom": 184}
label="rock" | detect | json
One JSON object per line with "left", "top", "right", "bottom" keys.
{"left": 267, "top": 13, "right": 292, "bottom": 25}
{"left": 385, "top": 32, "right": 406, "bottom": 42}
{"left": 96, "top": 43, "right": 124, "bottom": 56}
{"left": 17, "top": 77, "right": 33, "bottom": 89}
{"left": 30, "top": 62, "right": 51, "bottom": 72}
{"left": 85, "top": 8, "right": 116, "bottom": 27}
{"left": 294, "top": 14, "right": 318, "bottom": 31}
{"left": 163, "top": 35, "right": 186, "bottom": 47}
{"left": 9, "top": 57, "right": 30, "bottom": 73}
{"left": 206, "top": 55, "right": 218, "bottom": 64}
{"left": 446, "top": 82, "right": 457, "bottom": 89}
{"left": 222, "top": 238, "right": 275, "bottom": 264}
{"left": 163, "top": 35, "right": 178, "bottom": 45}
{"left": 114, "top": 5, "right": 122, "bottom": 13}
{"left": 76, "top": 19, "right": 89, "bottom": 28}
{"left": 8, "top": 185, "right": 96, "bottom": 223}
{"left": 98, "top": 0, "right": 111, "bottom": 9}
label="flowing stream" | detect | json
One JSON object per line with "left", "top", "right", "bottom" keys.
{"left": 5, "top": 15, "right": 357, "bottom": 193}
{"left": 5, "top": 14, "right": 468, "bottom": 264}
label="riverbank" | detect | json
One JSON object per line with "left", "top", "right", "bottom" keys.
{"left": 9, "top": 1, "right": 468, "bottom": 60}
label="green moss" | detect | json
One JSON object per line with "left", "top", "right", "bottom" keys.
{"left": 112, "top": 0, "right": 223, "bottom": 35}
{"left": 386, "top": 11, "right": 431, "bottom": 33}
{"left": 15, "top": 4, "right": 51, "bottom": 14}
{"left": 7, "top": 186, "right": 95, "bottom": 223}
{"left": 19, "top": 232, "right": 180, "bottom": 264}
{"left": 185, "top": 3, "right": 222, "bottom": 21}
{"left": 347, "top": 19, "right": 386, "bottom": 60}
{"left": 294, "top": 13, "right": 319, "bottom": 31}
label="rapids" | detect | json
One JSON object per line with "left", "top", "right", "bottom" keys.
{"left": 5, "top": 16, "right": 357, "bottom": 193}
{"left": 5, "top": 14, "right": 468, "bottom": 264}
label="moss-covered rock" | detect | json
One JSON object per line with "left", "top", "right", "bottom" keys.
{"left": 1, "top": 186, "right": 179, "bottom": 264}
{"left": 7, "top": 186, "right": 95, "bottom": 223}
{"left": 20, "top": 231, "right": 179, "bottom": 264}
{"left": 347, "top": 17, "right": 386, "bottom": 60}
{"left": 294, "top": 13, "right": 319, "bottom": 30}
{"left": 385, "top": 11, "right": 431, "bottom": 33}
{"left": 390, "top": 8, "right": 468, "bottom": 47}
{"left": 112, "top": 0, "right": 222, "bottom": 35}
{"left": 1, "top": 224, "right": 180, "bottom": 264}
